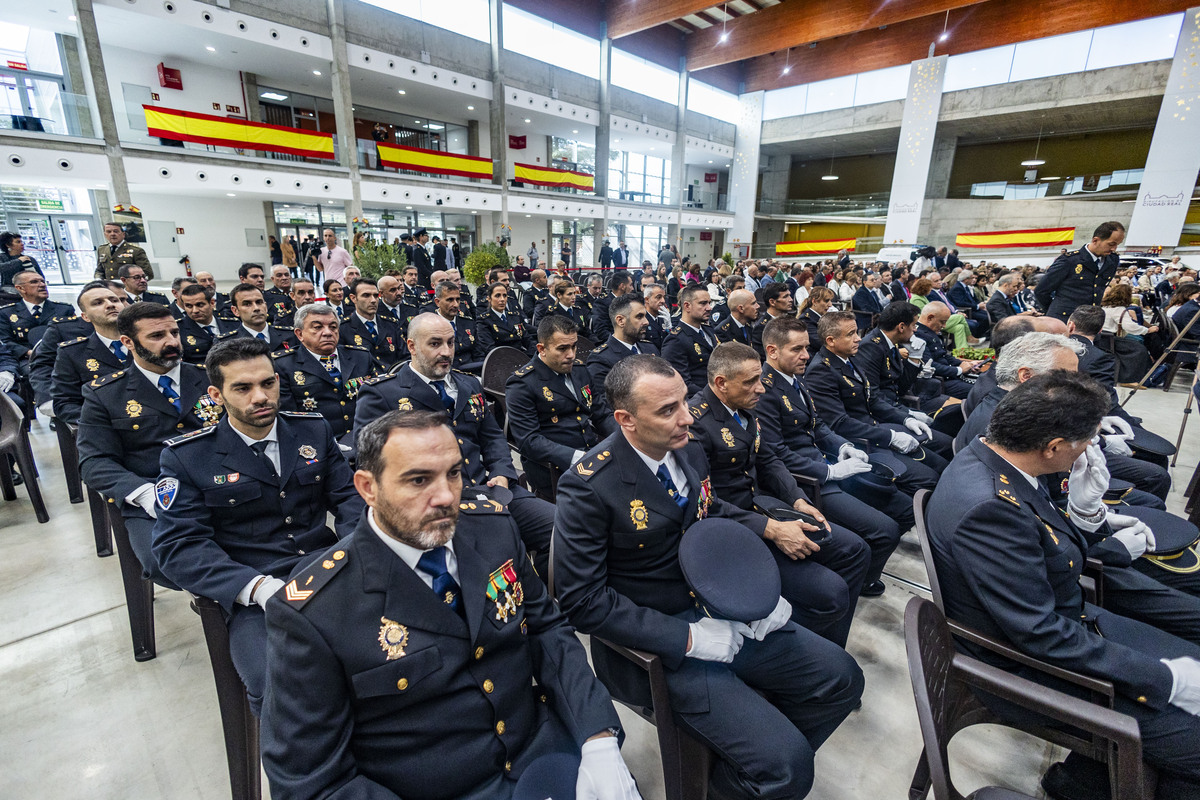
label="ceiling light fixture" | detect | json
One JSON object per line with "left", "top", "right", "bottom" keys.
{"left": 205, "top": 46, "right": 216, "bottom": 52}
{"left": 938, "top": 10, "right": 949, "bottom": 42}
{"left": 1021, "top": 119, "right": 1047, "bottom": 167}
{"left": 467, "top": 105, "right": 475, "bottom": 110}
{"left": 226, "top": 192, "right": 237, "bottom": 197}
{"left": 782, "top": 48, "right": 791, "bottom": 76}
{"left": 312, "top": 70, "right": 321, "bottom": 76}
{"left": 524, "top": 118, "right": 531, "bottom": 123}
{"left": 822, "top": 143, "right": 839, "bottom": 181}
{"left": 398, "top": 89, "right": 406, "bottom": 95}
{"left": 719, "top": 3, "right": 729, "bottom": 43}
{"left": 260, "top": 92, "right": 288, "bottom": 101}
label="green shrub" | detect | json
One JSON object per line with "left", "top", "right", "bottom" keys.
{"left": 353, "top": 237, "right": 407, "bottom": 279}
{"left": 463, "top": 241, "right": 511, "bottom": 286}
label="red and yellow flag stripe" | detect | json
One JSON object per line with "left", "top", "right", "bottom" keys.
{"left": 955, "top": 227, "right": 1075, "bottom": 249}
{"left": 514, "top": 162, "right": 594, "bottom": 192}
{"left": 775, "top": 238, "right": 857, "bottom": 256}
{"left": 143, "top": 105, "right": 335, "bottom": 159}
{"left": 377, "top": 142, "right": 493, "bottom": 179}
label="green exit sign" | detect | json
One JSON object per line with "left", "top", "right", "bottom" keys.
{"left": 288, "top": 218, "right": 306, "bottom": 224}
{"left": 381, "top": 213, "right": 395, "bottom": 221}
{"left": 37, "top": 199, "right": 64, "bottom": 211}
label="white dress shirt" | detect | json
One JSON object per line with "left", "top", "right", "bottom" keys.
{"left": 366, "top": 507, "right": 459, "bottom": 590}
{"left": 630, "top": 442, "right": 690, "bottom": 499}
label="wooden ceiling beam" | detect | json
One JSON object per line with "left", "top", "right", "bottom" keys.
{"left": 607, "top": 1, "right": 725, "bottom": 39}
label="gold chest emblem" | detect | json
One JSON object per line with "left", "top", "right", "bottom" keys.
{"left": 126, "top": 400, "right": 142, "bottom": 418}
{"left": 294, "top": 371, "right": 306, "bottom": 386}
{"left": 377, "top": 616, "right": 409, "bottom": 660}
{"left": 721, "top": 427, "right": 735, "bottom": 447}
{"left": 186, "top": 335, "right": 196, "bottom": 345}
{"left": 85, "top": 358, "right": 100, "bottom": 372}
{"left": 354, "top": 334, "right": 363, "bottom": 346}
{"left": 397, "top": 397, "right": 413, "bottom": 411}
{"left": 630, "top": 499, "right": 649, "bottom": 531}
{"left": 542, "top": 386, "right": 554, "bottom": 402}
{"left": 782, "top": 395, "right": 793, "bottom": 412}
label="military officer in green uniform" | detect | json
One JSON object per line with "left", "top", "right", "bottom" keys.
{"left": 95, "top": 222, "right": 153, "bottom": 280}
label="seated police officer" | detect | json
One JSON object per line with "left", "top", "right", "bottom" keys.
{"left": 151, "top": 338, "right": 364, "bottom": 713}
{"left": 0, "top": 270, "right": 73, "bottom": 374}
{"left": 750, "top": 282, "right": 795, "bottom": 357}
{"left": 264, "top": 265, "right": 295, "bottom": 321}
{"left": 714, "top": 288, "right": 758, "bottom": 348}
{"left": 927, "top": 371, "right": 1200, "bottom": 796}
{"left": 532, "top": 279, "right": 590, "bottom": 338}
{"left": 554, "top": 355, "right": 865, "bottom": 800}
{"left": 29, "top": 294, "right": 93, "bottom": 415}
{"left": 117, "top": 264, "right": 169, "bottom": 306}
{"left": 229, "top": 283, "right": 293, "bottom": 351}
{"left": 177, "top": 283, "right": 239, "bottom": 365}
{"left": 478, "top": 281, "right": 535, "bottom": 355}
{"left": 261, "top": 410, "right": 640, "bottom": 800}
{"left": 586, "top": 293, "right": 659, "bottom": 396}
{"left": 522, "top": 270, "right": 551, "bottom": 322}
{"left": 590, "top": 272, "right": 632, "bottom": 341}
{"left": 505, "top": 315, "right": 617, "bottom": 498}
{"left": 275, "top": 304, "right": 378, "bottom": 442}
{"left": 687, "top": 342, "right": 870, "bottom": 645}
{"left": 353, "top": 313, "right": 556, "bottom": 576}
{"left": 167, "top": 276, "right": 197, "bottom": 320}
{"left": 855, "top": 301, "right": 956, "bottom": 421}
{"left": 757, "top": 317, "right": 909, "bottom": 598}
{"left": 50, "top": 282, "right": 129, "bottom": 424}
{"left": 428, "top": 280, "right": 485, "bottom": 372}
{"left": 77, "top": 302, "right": 221, "bottom": 581}
{"left": 338, "top": 278, "right": 406, "bottom": 369}
{"left": 663, "top": 284, "right": 718, "bottom": 395}
{"left": 399, "top": 264, "right": 427, "bottom": 309}
{"left": 270, "top": 278, "right": 319, "bottom": 330}
{"left": 641, "top": 284, "right": 669, "bottom": 351}
{"left": 913, "top": 302, "right": 984, "bottom": 399}
{"left": 802, "top": 311, "right": 949, "bottom": 493}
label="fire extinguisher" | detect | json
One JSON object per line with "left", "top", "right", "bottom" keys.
{"left": 179, "top": 254, "right": 192, "bottom": 277}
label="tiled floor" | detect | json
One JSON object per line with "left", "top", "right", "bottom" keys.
{"left": 1, "top": 376, "right": 1195, "bottom": 799}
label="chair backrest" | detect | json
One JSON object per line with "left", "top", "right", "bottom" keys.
{"left": 386, "top": 358, "right": 410, "bottom": 375}
{"left": 0, "top": 391, "right": 24, "bottom": 450}
{"left": 481, "top": 346, "right": 529, "bottom": 396}
{"left": 574, "top": 335, "right": 596, "bottom": 361}
{"left": 911, "top": 489, "right": 945, "bottom": 610}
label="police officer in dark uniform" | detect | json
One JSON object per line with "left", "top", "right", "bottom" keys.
{"left": 642, "top": 284, "right": 669, "bottom": 351}
{"left": 802, "top": 311, "right": 948, "bottom": 493}
{"left": 427, "top": 280, "right": 484, "bottom": 371}
{"left": 687, "top": 342, "right": 870, "bottom": 645}
{"left": 0, "top": 270, "right": 72, "bottom": 369}
{"left": 713, "top": 288, "right": 758, "bottom": 349}
{"left": 590, "top": 272, "right": 632, "bottom": 340}
{"left": 117, "top": 264, "right": 169, "bottom": 306}
{"left": 261, "top": 410, "right": 638, "bottom": 800}
{"left": 477, "top": 282, "right": 535, "bottom": 355}
{"left": 757, "top": 317, "right": 910, "bottom": 597}
{"left": 663, "top": 284, "right": 718, "bottom": 395}
{"left": 337, "top": 277, "right": 406, "bottom": 369}
{"left": 575, "top": 274, "right": 605, "bottom": 323}
{"left": 553, "top": 354, "right": 864, "bottom": 800}
{"left": 855, "top": 303, "right": 954, "bottom": 420}
{"left": 505, "top": 315, "right": 617, "bottom": 498}
{"left": 167, "top": 276, "right": 196, "bottom": 320}
{"left": 263, "top": 265, "right": 296, "bottom": 321}
{"left": 275, "top": 303, "right": 378, "bottom": 442}
{"left": 29, "top": 305, "right": 92, "bottom": 411}
{"left": 750, "top": 283, "right": 794, "bottom": 357}
{"left": 77, "top": 302, "right": 222, "bottom": 580}
{"left": 353, "top": 313, "right": 556, "bottom": 576}
{"left": 522, "top": 270, "right": 551, "bottom": 322}
{"left": 586, "top": 294, "right": 658, "bottom": 397}
{"left": 913, "top": 301, "right": 984, "bottom": 399}
{"left": 176, "top": 284, "right": 239, "bottom": 365}
{"left": 51, "top": 283, "right": 129, "bottom": 424}
{"left": 151, "top": 337, "right": 364, "bottom": 713}
{"left": 410, "top": 228, "right": 434, "bottom": 287}
{"left": 531, "top": 280, "right": 590, "bottom": 338}
{"left": 399, "top": 264, "right": 428, "bottom": 310}
{"left": 1034, "top": 221, "right": 1124, "bottom": 322}
{"left": 226, "top": 283, "right": 293, "bottom": 352}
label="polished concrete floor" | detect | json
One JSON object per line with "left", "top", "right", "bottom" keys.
{"left": 1, "top": 377, "right": 1196, "bottom": 800}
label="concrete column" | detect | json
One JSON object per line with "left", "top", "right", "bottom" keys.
{"left": 467, "top": 119, "right": 481, "bottom": 157}
{"left": 882, "top": 55, "right": 947, "bottom": 246}
{"left": 262, "top": 201, "right": 279, "bottom": 240}
{"left": 758, "top": 154, "right": 790, "bottom": 209}
{"left": 667, "top": 64, "right": 688, "bottom": 249}
{"left": 1127, "top": 8, "right": 1200, "bottom": 249}
{"left": 592, "top": 29, "right": 612, "bottom": 270}
{"left": 243, "top": 72, "right": 263, "bottom": 124}
{"left": 325, "top": 0, "right": 363, "bottom": 225}
{"left": 59, "top": 34, "right": 95, "bottom": 138}
{"left": 488, "top": 0, "right": 509, "bottom": 230}
{"left": 73, "top": 0, "right": 130, "bottom": 218}
{"left": 925, "top": 134, "right": 957, "bottom": 200}
{"left": 727, "top": 91, "right": 765, "bottom": 254}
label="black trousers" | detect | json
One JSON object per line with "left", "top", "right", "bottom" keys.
{"left": 1107, "top": 452, "right": 1171, "bottom": 502}
{"left": 819, "top": 486, "right": 904, "bottom": 585}
{"left": 769, "top": 524, "right": 870, "bottom": 648}
{"left": 229, "top": 604, "right": 267, "bottom": 715}
{"left": 1102, "top": 565, "right": 1200, "bottom": 647}
{"left": 124, "top": 512, "right": 180, "bottom": 588}
{"left": 508, "top": 486, "right": 554, "bottom": 579}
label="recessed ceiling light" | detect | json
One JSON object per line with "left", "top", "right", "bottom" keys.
{"left": 427, "top": 123, "right": 444, "bottom": 130}
{"left": 572, "top": 129, "right": 578, "bottom": 134}
{"left": 413, "top": 120, "right": 422, "bottom": 124}
{"left": 724, "top": 164, "right": 730, "bottom": 168}
{"left": 205, "top": 46, "right": 216, "bottom": 52}
{"left": 467, "top": 105, "right": 475, "bottom": 111}
{"left": 226, "top": 192, "right": 237, "bottom": 196}
{"left": 68, "top": 14, "right": 77, "bottom": 21}
{"left": 260, "top": 92, "right": 288, "bottom": 101}
{"left": 524, "top": 118, "right": 531, "bottom": 123}
{"left": 405, "top": 206, "right": 412, "bottom": 209}
{"left": 525, "top": 214, "right": 531, "bottom": 217}
{"left": 312, "top": 70, "right": 322, "bottom": 76}
{"left": 708, "top": 160, "right": 713, "bottom": 164}
{"left": 398, "top": 89, "right": 406, "bottom": 95}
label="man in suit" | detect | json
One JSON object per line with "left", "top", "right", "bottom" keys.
{"left": 431, "top": 235, "right": 451, "bottom": 271}
{"left": 914, "top": 302, "right": 984, "bottom": 399}
{"left": 261, "top": 410, "right": 639, "bottom": 800}
{"left": 758, "top": 317, "right": 910, "bottom": 597}
{"left": 855, "top": 302, "right": 952, "bottom": 417}
{"left": 591, "top": 272, "right": 632, "bottom": 340}
{"left": 177, "top": 284, "right": 239, "bottom": 365}
{"left": 167, "top": 276, "right": 197, "bottom": 320}
{"left": 688, "top": 342, "right": 871, "bottom": 645}
{"left": 77, "top": 302, "right": 221, "bottom": 580}
{"left": 598, "top": 239, "right": 613, "bottom": 272}
{"left": 505, "top": 315, "right": 617, "bottom": 498}
{"left": 928, "top": 371, "right": 1200, "bottom": 794}
{"left": 532, "top": 279, "right": 590, "bottom": 337}
{"left": 522, "top": 270, "right": 551, "bottom": 322}
{"left": 0, "top": 269, "right": 73, "bottom": 370}
{"left": 264, "top": 265, "right": 295, "bottom": 321}
{"left": 642, "top": 284, "right": 669, "bottom": 352}
{"left": 986, "top": 274, "right": 1033, "bottom": 324}
{"left": 50, "top": 282, "right": 129, "bottom": 424}
{"left": 554, "top": 354, "right": 865, "bottom": 800}
{"left": 95, "top": 221, "right": 153, "bottom": 280}
{"left": 1035, "top": 221, "right": 1125, "bottom": 322}
{"left": 586, "top": 294, "right": 659, "bottom": 398}
{"left": 151, "top": 337, "right": 364, "bottom": 713}
{"left": 275, "top": 304, "right": 378, "bottom": 442}
{"left": 117, "top": 265, "right": 169, "bottom": 306}
{"left": 337, "top": 278, "right": 406, "bottom": 369}
{"left": 353, "top": 313, "right": 556, "bottom": 576}
{"left": 611, "top": 241, "right": 630, "bottom": 271}
{"left": 663, "top": 284, "right": 718, "bottom": 395}
{"left": 801, "top": 311, "right": 948, "bottom": 493}
{"left": 427, "top": 280, "right": 484, "bottom": 372}
{"left": 228, "top": 283, "right": 293, "bottom": 352}
{"left": 852, "top": 273, "right": 886, "bottom": 317}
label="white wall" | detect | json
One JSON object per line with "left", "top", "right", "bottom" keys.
{"left": 505, "top": 217, "right": 551, "bottom": 267}
{"left": 508, "top": 134, "right": 550, "bottom": 180}
{"left": 679, "top": 228, "right": 715, "bottom": 265}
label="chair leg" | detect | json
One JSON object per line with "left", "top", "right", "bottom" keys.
{"left": 0, "top": 455, "right": 14, "bottom": 502}
{"left": 13, "top": 439, "right": 48, "bottom": 523}
{"left": 88, "top": 491, "right": 113, "bottom": 557}
{"left": 109, "top": 514, "right": 156, "bottom": 661}
{"left": 54, "top": 422, "right": 84, "bottom": 504}
{"left": 908, "top": 750, "right": 932, "bottom": 800}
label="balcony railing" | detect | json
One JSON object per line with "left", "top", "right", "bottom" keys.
{"left": 756, "top": 195, "right": 890, "bottom": 218}
{"left": 1, "top": 92, "right": 96, "bottom": 139}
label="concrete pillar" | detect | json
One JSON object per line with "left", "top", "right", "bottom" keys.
{"left": 262, "top": 201, "right": 279, "bottom": 240}
{"left": 925, "top": 134, "right": 957, "bottom": 200}
{"left": 727, "top": 91, "right": 765, "bottom": 254}
{"left": 59, "top": 34, "right": 95, "bottom": 138}
{"left": 467, "top": 119, "right": 481, "bottom": 158}
{"left": 488, "top": 0, "right": 509, "bottom": 230}
{"left": 1127, "top": 8, "right": 1200, "bottom": 249}
{"left": 592, "top": 30, "right": 612, "bottom": 270}
{"left": 243, "top": 72, "right": 263, "bottom": 124}
{"left": 667, "top": 64, "right": 688, "bottom": 249}
{"left": 759, "top": 154, "right": 790, "bottom": 208}
{"left": 882, "top": 55, "right": 947, "bottom": 246}
{"left": 73, "top": 0, "right": 130, "bottom": 217}
{"left": 325, "top": 0, "right": 363, "bottom": 225}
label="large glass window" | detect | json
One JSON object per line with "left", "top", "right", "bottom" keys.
{"left": 607, "top": 224, "right": 667, "bottom": 269}
{"left": 502, "top": 6, "right": 600, "bottom": 80}
{"left": 551, "top": 137, "right": 596, "bottom": 173}
{"left": 611, "top": 49, "right": 680, "bottom": 104}
{"left": 359, "top": 0, "right": 490, "bottom": 43}
{"left": 687, "top": 81, "right": 739, "bottom": 121}
{"left": 608, "top": 151, "right": 671, "bottom": 204}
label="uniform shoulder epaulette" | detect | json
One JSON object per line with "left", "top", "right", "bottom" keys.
{"left": 364, "top": 372, "right": 396, "bottom": 386}
{"left": 282, "top": 546, "right": 349, "bottom": 610}
{"left": 760, "top": 371, "right": 774, "bottom": 387}
{"left": 166, "top": 426, "right": 218, "bottom": 446}
{"left": 215, "top": 329, "right": 238, "bottom": 339}
{"left": 572, "top": 448, "right": 613, "bottom": 480}
{"left": 270, "top": 349, "right": 292, "bottom": 359}
{"left": 994, "top": 472, "right": 1022, "bottom": 508}
{"left": 279, "top": 410, "right": 324, "bottom": 419}
{"left": 60, "top": 336, "right": 88, "bottom": 348}
{"left": 89, "top": 369, "right": 127, "bottom": 388}
{"left": 591, "top": 342, "right": 609, "bottom": 353}
{"left": 573, "top": 358, "right": 585, "bottom": 366}
{"left": 271, "top": 324, "right": 292, "bottom": 331}
{"left": 669, "top": 325, "right": 682, "bottom": 335}
{"left": 0, "top": 302, "right": 18, "bottom": 311}
{"left": 342, "top": 343, "right": 370, "bottom": 352}
{"left": 182, "top": 361, "right": 206, "bottom": 371}
{"left": 513, "top": 363, "right": 535, "bottom": 377}
{"left": 49, "top": 313, "right": 78, "bottom": 323}
{"left": 458, "top": 496, "right": 509, "bottom": 514}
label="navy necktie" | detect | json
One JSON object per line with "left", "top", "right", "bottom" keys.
{"left": 256, "top": 332, "right": 267, "bottom": 342}
{"left": 250, "top": 440, "right": 277, "bottom": 478}
{"left": 158, "top": 375, "right": 181, "bottom": 412}
{"left": 630, "top": 343, "right": 639, "bottom": 355}
{"left": 110, "top": 341, "right": 129, "bottom": 362}
{"left": 417, "top": 546, "right": 463, "bottom": 616}
{"left": 656, "top": 464, "right": 688, "bottom": 510}
{"left": 430, "top": 379, "right": 455, "bottom": 411}
{"left": 731, "top": 410, "right": 745, "bottom": 429}
{"left": 365, "top": 320, "right": 378, "bottom": 341}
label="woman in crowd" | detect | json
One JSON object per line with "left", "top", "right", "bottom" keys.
{"left": 1166, "top": 282, "right": 1200, "bottom": 333}
{"left": 323, "top": 279, "right": 346, "bottom": 317}
{"left": 654, "top": 263, "right": 669, "bottom": 286}
{"left": 1101, "top": 284, "right": 1158, "bottom": 385}
{"left": 477, "top": 281, "right": 534, "bottom": 354}
{"left": 685, "top": 262, "right": 703, "bottom": 285}
{"left": 667, "top": 266, "right": 684, "bottom": 310}
{"left": 798, "top": 286, "right": 835, "bottom": 355}
{"left": 0, "top": 231, "right": 44, "bottom": 286}
{"left": 706, "top": 270, "right": 724, "bottom": 302}
{"left": 837, "top": 270, "right": 859, "bottom": 304}
{"left": 792, "top": 270, "right": 815, "bottom": 308}
{"left": 281, "top": 236, "right": 297, "bottom": 274}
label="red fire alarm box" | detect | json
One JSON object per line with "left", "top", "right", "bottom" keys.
{"left": 157, "top": 63, "right": 183, "bottom": 90}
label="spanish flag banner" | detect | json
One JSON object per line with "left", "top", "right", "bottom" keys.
{"left": 775, "top": 238, "right": 857, "bottom": 256}
{"left": 143, "top": 105, "right": 335, "bottom": 159}
{"left": 376, "top": 142, "right": 494, "bottom": 180}
{"left": 514, "top": 162, "right": 594, "bottom": 192}
{"left": 955, "top": 227, "right": 1075, "bottom": 249}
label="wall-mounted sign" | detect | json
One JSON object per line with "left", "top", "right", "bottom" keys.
{"left": 381, "top": 213, "right": 395, "bottom": 221}
{"left": 508, "top": 134, "right": 527, "bottom": 150}
{"left": 288, "top": 218, "right": 307, "bottom": 224}
{"left": 225, "top": 105, "right": 241, "bottom": 114}
{"left": 151, "top": 92, "right": 160, "bottom": 101}
{"left": 699, "top": 231, "right": 713, "bottom": 241}
{"left": 157, "top": 63, "right": 183, "bottom": 90}
{"left": 704, "top": 172, "right": 718, "bottom": 183}
{"left": 175, "top": 227, "right": 185, "bottom": 235}
{"left": 36, "top": 199, "right": 64, "bottom": 211}
{"left": 7, "top": 61, "right": 28, "bottom": 71}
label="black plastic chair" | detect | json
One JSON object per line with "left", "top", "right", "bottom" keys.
{"left": 574, "top": 334, "right": 597, "bottom": 361}
{"left": 0, "top": 392, "right": 48, "bottom": 522}
{"left": 107, "top": 509, "right": 157, "bottom": 661}
{"left": 89, "top": 489, "right": 113, "bottom": 557}
{"left": 502, "top": 414, "right": 560, "bottom": 502}
{"left": 54, "top": 419, "right": 85, "bottom": 504}
{"left": 480, "top": 345, "right": 529, "bottom": 427}
{"left": 189, "top": 594, "right": 262, "bottom": 800}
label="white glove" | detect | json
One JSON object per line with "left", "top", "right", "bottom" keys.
{"left": 38, "top": 400, "right": 55, "bottom": 418}
{"left": 1100, "top": 415, "right": 1134, "bottom": 457}
{"left": 1102, "top": 435, "right": 1132, "bottom": 457}
{"left": 0, "top": 371, "right": 13, "bottom": 393}
{"left": 252, "top": 576, "right": 286, "bottom": 608}
{"left": 906, "top": 337, "right": 926, "bottom": 359}
{"left": 1163, "top": 657, "right": 1200, "bottom": 716}
{"left": 918, "top": 360, "right": 935, "bottom": 379}
{"left": 890, "top": 430, "right": 920, "bottom": 453}
{"left": 904, "top": 418, "right": 933, "bottom": 440}
{"left": 838, "top": 443, "right": 870, "bottom": 463}
{"left": 576, "top": 736, "right": 642, "bottom": 800}
{"left": 686, "top": 617, "right": 752, "bottom": 663}
{"left": 827, "top": 457, "right": 873, "bottom": 481}
{"left": 748, "top": 596, "right": 792, "bottom": 641}
{"left": 1107, "top": 511, "right": 1157, "bottom": 555}
{"left": 127, "top": 483, "right": 158, "bottom": 519}
{"left": 908, "top": 410, "right": 933, "bottom": 424}
{"left": 1066, "top": 443, "right": 1110, "bottom": 518}
{"left": 1100, "top": 415, "right": 1134, "bottom": 439}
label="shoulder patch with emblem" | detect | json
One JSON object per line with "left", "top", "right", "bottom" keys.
{"left": 60, "top": 336, "right": 89, "bottom": 348}
{"left": 364, "top": 372, "right": 397, "bottom": 386}
{"left": 513, "top": 364, "right": 535, "bottom": 377}
{"left": 166, "top": 426, "right": 219, "bottom": 447}
{"left": 284, "top": 547, "right": 350, "bottom": 609}
{"left": 89, "top": 369, "right": 128, "bottom": 389}
{"left": 279, "top": 410, "right": 325, "bottom": 419}
{"left": 574, "top": 449, "right": 612, "bottom": 479}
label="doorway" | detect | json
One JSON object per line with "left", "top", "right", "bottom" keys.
{"left": 7, "top": 213, "right": 98, "bottom": 285}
